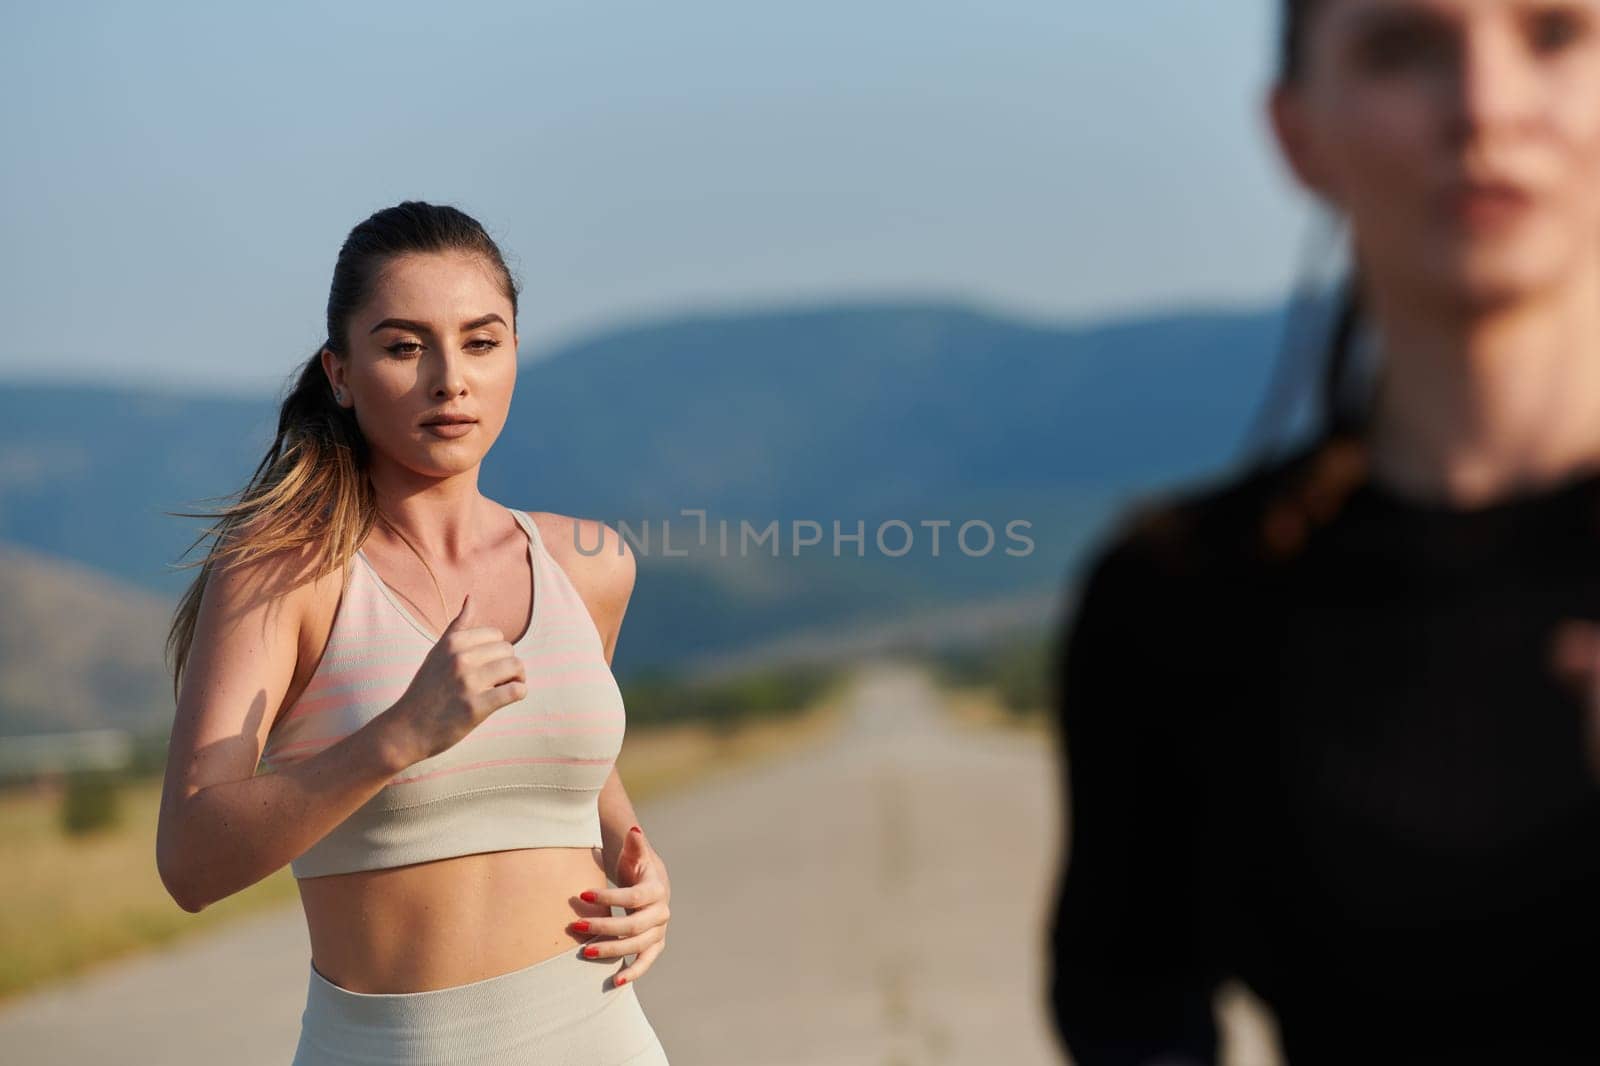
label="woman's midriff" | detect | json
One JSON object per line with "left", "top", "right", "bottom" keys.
{"left": 296, "top": 845, "right": 615, "bottom": 993}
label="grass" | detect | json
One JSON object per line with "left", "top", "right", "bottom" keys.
{"left": 0, "top": 694, "right": 845, "bottom": 1005}
{"left": 0, "top": 775, "right": 302, "bottom": 1002}
{"left": 936, "top": 682, "right": 1052, "bottom": 742}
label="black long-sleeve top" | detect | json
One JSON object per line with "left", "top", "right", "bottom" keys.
{"left": 1048, "top": 442, "right": 1600, "bottom": 1065}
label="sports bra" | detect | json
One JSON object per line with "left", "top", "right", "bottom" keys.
{"left": 257, "top": 506, "right": 626, "bottom": 878}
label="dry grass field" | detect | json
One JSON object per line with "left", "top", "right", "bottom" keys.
{"left": 0, "top": 696, "right": 846, "bottom": 1004}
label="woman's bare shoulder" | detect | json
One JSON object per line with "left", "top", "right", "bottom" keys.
{"left": 523, "top": 510, "right": 636, "bottom": 657}
{"left": 166, "top": 537, "right": 343, "bottom": 796}
{"left": 526, "top": 511, "right": 634, "bottom": 593}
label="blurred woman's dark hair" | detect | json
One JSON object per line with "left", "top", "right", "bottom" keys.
{"left": 1278, "top": 0, "right": 1321, "bottom": 85}
{"left": 1224, "top": 0, "right": 1374, "bottom": 563}
{"left": 162, "top": 200, "right": 522, "bottom": 700}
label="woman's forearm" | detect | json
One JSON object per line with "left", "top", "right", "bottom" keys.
{"left": 596, "top": 766, "right": 641, "bottom": 883}
{"left": 157, "top": 709, "right": 415, "bottom": 912}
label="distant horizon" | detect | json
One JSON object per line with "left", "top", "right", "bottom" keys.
{"left": 0, "top": 288, "right": 1297, "bottom": 400}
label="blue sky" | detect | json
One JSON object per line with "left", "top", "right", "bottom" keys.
{"left": 2, "top": 1, "right": 1314, "bottom": 395}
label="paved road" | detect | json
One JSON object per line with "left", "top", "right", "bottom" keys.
{"left": 637, "top": 660, "right": 1065, "bottom": 1065}
{"left": 0, "top": 660, "right": 1068, "bottom": 1065}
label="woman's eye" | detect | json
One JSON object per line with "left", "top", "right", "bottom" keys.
{"left": 1358, "top": 26, "right": 1449, "bottom": 73}
{"left": 383, "top": 339, "right": 498, "bottom": 357}
{"left": 1528, "top": 10, "right": 1587, "bottom": 54}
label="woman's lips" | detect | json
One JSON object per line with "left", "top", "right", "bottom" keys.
{"left": 1439, "top": 182, "right": 1535, "bottom": 229}
{"left": 422, "top": 421, "right": 476, "bottom": 439}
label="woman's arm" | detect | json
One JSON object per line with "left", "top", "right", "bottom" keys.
{"left": 155, "top": 546, "right": 421, "bottom": 912}
{"left": 551, "top": 511, "right": 670, "bottom": 985}
{"left": 1048, "top": 530, "right": 1220, "bottom": 1066}
{"left": 544, "top": 513, "right": 643, "bottom": 883}
{"left": 598, "top": 766, "right": 642, "bottom": 884}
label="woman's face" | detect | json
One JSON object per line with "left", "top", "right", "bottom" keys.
{"left": 1270, "top": 0, "right": 1600, "bottom": 309}
{"left": 323, "top": 251, "right": 518, "bottom": 481}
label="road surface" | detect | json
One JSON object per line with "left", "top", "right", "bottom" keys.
{"left": 0, "top": 660, "right": 1071, "bottom": 1065}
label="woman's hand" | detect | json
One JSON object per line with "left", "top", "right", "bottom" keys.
{"left": 386, "top": 593, "right": 527, "bottom": 766}
{"left": 1549, "top": 618, "right": 1600, "bottom": 778}
{"left": 573, "top": 825, "right": 671, "bottom": 986}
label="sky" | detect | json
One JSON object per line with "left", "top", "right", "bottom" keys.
{"left": 2, "top": 1, "right": 1318, "bottom": 396}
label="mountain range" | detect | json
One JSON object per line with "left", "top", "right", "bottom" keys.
{"left": 0, "top": 297, "right": 1306, "bottom": 736}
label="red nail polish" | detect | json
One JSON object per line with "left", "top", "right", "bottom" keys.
{"left": 581, "top": 890, "right": 598, "bottom": 902}
{"left": 616, "top": 975, "right": 628, "bottom": 985}
{"left": 584, "top": 946, "right": 599, "bottom": 958}
{"left": 573, "top": 920, "right": 590, "bottom": 932}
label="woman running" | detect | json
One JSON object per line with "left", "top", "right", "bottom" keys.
{"left": 1049, "top": 2, "right": 1600, "bottom": 1063}
{"left": 155, "top": 200, "right": 672, "bottom": 1064}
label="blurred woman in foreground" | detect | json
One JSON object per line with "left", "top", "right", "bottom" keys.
{"left": 1049, "top": 2, "right": 1600, "bottom": 1063}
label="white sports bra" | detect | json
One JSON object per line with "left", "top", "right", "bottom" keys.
{"left": 257, "top": 507, "right": 626, "bottom": 878}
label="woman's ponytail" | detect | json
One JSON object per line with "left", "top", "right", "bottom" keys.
{"left": 163, "top": 200, "right": 521, "bottom": 700}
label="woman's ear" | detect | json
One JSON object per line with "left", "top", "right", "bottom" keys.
{"left": 1267, "top": 82, "right": 1340, "bottom": 211}
{"left": 320, "top": 347, "right": 349, "bottom": 407}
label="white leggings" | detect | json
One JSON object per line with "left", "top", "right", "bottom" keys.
{"left": 289, "top": 935, "right": 669, "bottom": 1065}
